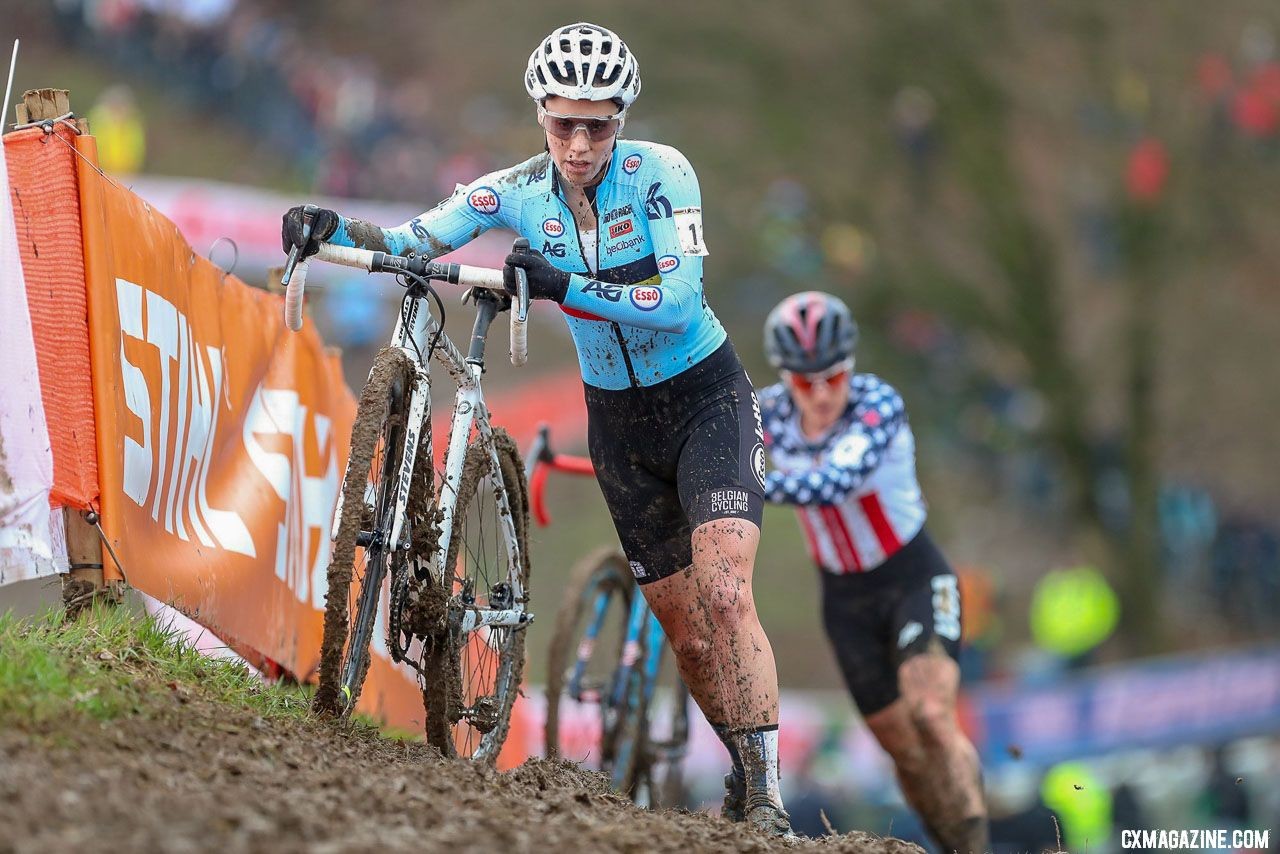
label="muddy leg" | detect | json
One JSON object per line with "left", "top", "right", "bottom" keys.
{"left": 641, "top": 518, "right": 786, "bottom": 816}
{"left": 866, "top": 652, "right": 989, "bottom": 853}
{"left": 641, "top": 517, "right": 777, "bottom": 727}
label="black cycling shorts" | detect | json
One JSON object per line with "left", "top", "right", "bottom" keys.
{"left": 585, "top": 339, "right": 766, "bottom": 585}
{"left": 820, "top": 529, "right": 962, "bottom": 716}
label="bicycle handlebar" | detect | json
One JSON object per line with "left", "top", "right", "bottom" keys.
{"left": 282, "top": 238, "right": 530, "bottom": 366}
{"left": 526, "top": 423, "right": 595, "bottom": 527}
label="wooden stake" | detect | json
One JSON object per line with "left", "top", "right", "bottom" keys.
{"left": 22, "top": 88, "right": 70, "bottom": 121}
{"left": 62, "top": 509, "right": 108, "bottom": 611}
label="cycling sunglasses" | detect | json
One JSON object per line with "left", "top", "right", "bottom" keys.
{"left": 784, "top": 359, "right": 854, "bottom": 394}
{"left": 539, "top": 106, "right": 625, "bottom": 142}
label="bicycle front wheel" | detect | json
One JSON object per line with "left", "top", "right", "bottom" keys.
{"left": 314, "top": 348, "right": 415, "bottom": 718}
{"left": 422, "top": 427, "right": 530, "bottom": 763}
{"left": 544, "top": 548, "right": 633, "bottom": 762}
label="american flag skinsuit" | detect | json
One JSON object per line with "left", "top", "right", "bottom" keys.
{"left": 758, "top": 373, "right": 926, "bottom": 573}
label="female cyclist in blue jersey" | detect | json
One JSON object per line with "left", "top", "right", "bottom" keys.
{"left": 282, "top": 23, "right": 791, "bottom": 836}
{"left": 759, "top": 292, "right": 989, "bottom": 852}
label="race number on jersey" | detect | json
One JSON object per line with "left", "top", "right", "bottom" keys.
{"left": 673, "top": 206, "right": 709, "bottom": 256}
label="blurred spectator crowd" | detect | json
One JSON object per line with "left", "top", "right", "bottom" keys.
{"left": 52, "top": 0, "right": 502, "bottom": 200}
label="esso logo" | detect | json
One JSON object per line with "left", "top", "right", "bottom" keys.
{"left": 629, "top": 286, "right": 663, "bottom": 311}
{"left": 467, "top": 187, "right": 500, "bottom": 215}
{"left": 623, "top": 154, "right": 643, "bottom": 174}
{"left": 657, "top": 255, "right": 680, "bottom": 274}
{"left": 751, "top": 443, "right": 767, "bottom": 489}
{"left": 543, "top": 218, "right": 565, "bottom": 238}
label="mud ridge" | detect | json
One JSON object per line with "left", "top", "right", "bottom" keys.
{"left": 1, "top": 675, "right": 918, "bottom": 854}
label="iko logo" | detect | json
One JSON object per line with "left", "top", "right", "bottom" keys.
{"left": 542, "top": 241, "right": 566, "bottom": 258}
{"left": 467, "top": 186, "right": 500, "bottom": 215}
{"left": 629, "top": 285, "right": 663, "bottom": 311}
{"left": 607, "top": 218, "right": 634, "bottom": 240}
{"left": 645, "top": 182, "right": 673, "bottom": 220}
{"left": 657, "top": 254, "right": 680, "bottom": 274}
{"left": 623, "top": 154, "right": 643, "bottom": 174}
{"left": 543, "top": 217, "right": 565, "bottom": 238}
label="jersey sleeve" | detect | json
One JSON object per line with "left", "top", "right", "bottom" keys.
{"left": 763, "top": 377, "right": 907, "bottom": 506}
{"left": 559, "top": 147, "right": 708, "bottom": 333}
{"left": 327, "top": 171, "right": 517, "bottom": 259}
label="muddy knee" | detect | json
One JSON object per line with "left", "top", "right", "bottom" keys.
{"left": 908, "top": 696, "right": 957, "bottom": 750}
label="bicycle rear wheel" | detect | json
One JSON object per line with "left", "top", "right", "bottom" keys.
{"left": 544, "top": 548, "right": 633, "bottom": 761}
{"left": 421, "top": 427, "right": 530, "bottom": 763}
{"left": 314, "top": 348, "right": 416, "bottom": 717}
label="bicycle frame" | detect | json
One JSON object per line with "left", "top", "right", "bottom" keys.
{"left": 330, "top": 288, "right": 528, "bottom": 634}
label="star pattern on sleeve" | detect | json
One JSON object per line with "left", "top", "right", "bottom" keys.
{"left": 763, "top": 374, "right": 907, "bottom": 506}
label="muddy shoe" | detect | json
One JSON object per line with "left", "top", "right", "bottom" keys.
{"left": 721, "top": 772, "right": 746, "bottom": 822}
{"left": 744, "top": 797, "right": 796, "bottom": 839}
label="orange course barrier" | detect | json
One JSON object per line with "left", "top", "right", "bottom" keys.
{"left": 68, "top": 132, "right": 440, "bottom": 727}
{"left": 8, "top": 120, "right": 593, "bottom": 763}
{"left": 5, "top": 127, "right": 98, "bottom": 510}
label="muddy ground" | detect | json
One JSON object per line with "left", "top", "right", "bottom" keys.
{"left": 0, "top": 680, "right": 918, "bottom": 854}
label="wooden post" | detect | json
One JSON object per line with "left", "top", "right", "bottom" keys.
{"left": 14, "top": 87, "right": 112, "bottom": 609}
{"left": 14, "top": 88, "right": 90, "bottom": 133}
{"left": 62, "top": 512, "right": 111, "bottom": 613}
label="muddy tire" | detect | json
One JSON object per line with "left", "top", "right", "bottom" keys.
{"left": 542, "top": 547, "right": 650, "bottom": 804}
{"left": 422, "top": 428, "right": 530, "bottom": 763}
{"left": 314, "top": 348, "right": 416, "bottom": 718}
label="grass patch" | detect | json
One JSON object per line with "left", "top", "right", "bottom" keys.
{"left": 0, "top": 603, "right": 311, "bottom": 730}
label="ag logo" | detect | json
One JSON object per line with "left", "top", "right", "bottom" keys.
{"left": 467, "top": 186, "right": 500, "bottom": 215}
{"left": 629, "top": 286, "right": 663, "bottom": 311}
{"left": 583, "top": 280, "right": 623, "bottom": 302}
{"left": 623, "top": 154, "right": 643, "bottom": 174}
{"left": 608, "top": 218, "right": 634, "bottom": 239}
{"left": 543, "top": 217, "right": 565, "bottom": 238}
{"left": 751, "top": 442, "right": 767, "bottom": 489}
{"left": 657, "top": 254, "right": 680, "bottom": 274}
{"left": 542, "top": 241, "right": 566, "bottom": 258}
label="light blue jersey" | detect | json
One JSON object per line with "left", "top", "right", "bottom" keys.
{"left": 327, "top": 140, "right": 727, "bottom": 389}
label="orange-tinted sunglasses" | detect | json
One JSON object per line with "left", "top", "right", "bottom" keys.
{"left": 784, "top": 359, "right": 853, "bottom": 394}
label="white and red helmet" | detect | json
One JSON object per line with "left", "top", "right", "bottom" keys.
{"left": 764, "top": 291, "right": 859, "bottom": 374}
{"left": 524, "top": 23, "right": 642, "bottom": 108}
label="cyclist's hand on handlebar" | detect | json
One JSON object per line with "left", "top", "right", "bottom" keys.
{"left": 281, "top": 206, "right": 339, "bottom": 258}
{"left": 503, "top": 248, "right": 570, "bottom": 303}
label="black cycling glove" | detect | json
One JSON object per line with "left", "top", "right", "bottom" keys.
{"left": 503, "top": 248, "right": 571, "bottom": 303}
{"left": 281, "top": 206, "right": 339, "bottom": 258}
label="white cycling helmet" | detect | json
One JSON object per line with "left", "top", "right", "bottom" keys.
{"left": 525, "top": 22, "right": 641, "bottom": 108}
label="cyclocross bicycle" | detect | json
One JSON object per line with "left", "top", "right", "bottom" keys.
{"left": 282, "top": 205, "right": 533, "bottom": 763}
{"left": 530, "top": 424, "right": 690, "bottom": 807}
